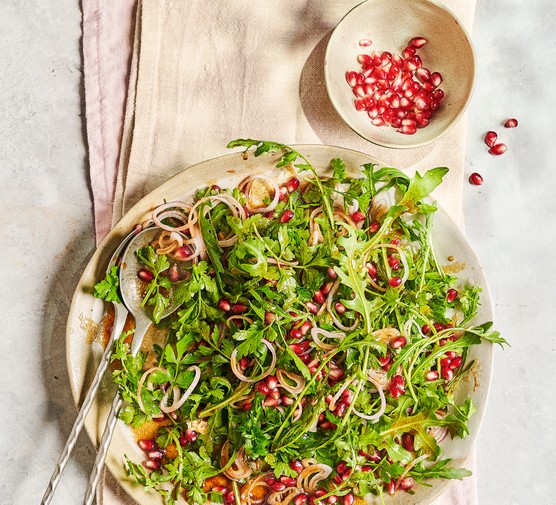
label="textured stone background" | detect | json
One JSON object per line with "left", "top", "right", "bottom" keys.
{"left": 0, "top": 0, "right": 554, "bottom": 504}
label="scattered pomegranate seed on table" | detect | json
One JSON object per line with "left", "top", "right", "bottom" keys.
{"left": 359, "top": 38, "right": 372, "bottom": 47}
{"left": 488, "top": 143, "right": 507, "bottom": 155}
{"left": 469, "top": 173, "right": 484, "bottom": 186}
{"left": 504, "top": 118, "right": 518, "bottom": 128}
{"left": 484, "top": 131, "right": 498, "bottom": 147}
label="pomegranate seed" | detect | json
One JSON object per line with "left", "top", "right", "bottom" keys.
{"left": 446, "top": 288, "right": 458, "bottom": 303}
{"left": 218, "top": 299, "right": 231, "bottom": 312}
{"left": 401, "top": 433, "right": 415, "bottom": 452}
{"left": 390, "top": 335, "right": 407, "bottom": 349}
{"left": 425, "top": 370, "right": 439, "bottom": 381}
{"left": 280, "top": 475, "right": 297, "bottom": 486}
{"left": 278, "top": 186, "right": 289, "bottom": 201}
{"left": 369, "top": 220, "right": 381, "bottom": 233}
{"left": 440, "top": 356, "right": 452, "bottom": 367}
{"left": 430, "top": 72, "right": 443, "bottom": 87}
{"left": 280, "top": 209, "right": 294, "bottom": 223}
{"left": 422, "top": 324, "right": 431, "bottom": 334}
{"left": 184, "top": 428, "right": 198, "bottom": 443}
{"left": 351, "top": 210, "right": 366, "bottom": 223}
{"left": 484, "top": 131, "right": 497, "bottom": 147}
{"left": 212, "top": 485, "right": 228, "bottom": 493}
{"left": 263, "top": 397, "right": 281, "bottom": 407}
{"left": 225, "top": 490, "right": 235, "bottom": 504}
{"left": 266, "top": 375, "right": 278, "bottom": 389}
{"left": 257, "top": 382, "right": 271, "bottom": 395}
{"left": 416, "top": 67, "right": 431, "bottom": 82}
{"left": 305, "top": 301, "right": 319, "bottom": 314}
{"left": 388, "top": 255, "right": 401, "bottom": 269}
{"left": 264, "top": 311, "right": 276, "bottom": 325}
{"left": 148, "top": 449, "right": 164, "bottom": 460}
{"left": 321, "top": 281, "right": 334, "bottom": 296}
{"left": 366, "top": 262, "right": 377, "bottom": 276}
{"left": 315, "top": 490, "right": 327, "bottom": 498}
{"left": 402, "top": 46, "right": 416, "bottom": 59}
{"left": 286, "top": 177, "right": 300, "bottom": 193}
{"left": 441, "top": 367, "right": 454, "bottom": 381}
{"left": 409, "top": 36, "right": 428, "bottom": 48}
{"left": 138, "top": 439, "right": 155, "bottom": 452}
{"left": 378, "top": 353, "right": 391, "bottom": 367}
{"left": 281, "top": 395, "right": 295, "bottom": 406}
{"left": 504, "top": 118, "right": 518, "bottom": 128}
{"left": 314, "top": 290, "right": 325, "bottom": 304}
{"left": 173, "top": 245, "right": 194, "bottom": 260}
{"left": 327, "top": 267, "right": 338, "bottom": 279}
{"left": 469, "top": 172, "right": 484, "bottom": 186}
{"left": 336, "top": 461, "right": 348, "bottom": 474}
{"left": 385, "top": 481, "right": 396, "bottom": 495}
{"left": 333, "top": 302, "right": 346, "bottom": 314}
{"left": 231, "top": 303, "right": 247, "bottom": 314}
{"left": 489, "top": 143, "right": 507, "bottom": 155}
{"left": 361, "top": 465, "right": 373, "bottom": 472}
{"left": 137, "top": 269, "right": 154, "bottom": 282}
{"left": 239, "top": 357, "right": 250, "bottom": 370}
{"left": 143, "top": 459, "right": 161, "bottom": 471}
{"left": 270, "top": 481, "right": 286, "bottom": 492}
{"left": 290, "top": 327, "right": 303, "bottom": 339}
{"left": 294, "top": 494, "right": 309, "bottom": 505}
{"left": 359, "top": 38, "right": 372, "bottom": 47}
{"left": 388, "top": 276, "right": 402, "bottom": 287}
{"left": 290, "top": 460, "right": 304, "bottom": 473}
{"left": 450, "top": 356, "right": 463, "bottom": 369}
{"left": 399, "top": 477, "right": 415, "bottom": 490}
{"left": 328, "top": 368, "right": 345, "bottom": 381}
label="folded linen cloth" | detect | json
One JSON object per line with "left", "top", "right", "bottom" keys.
{"left": 82, "top": 1, "right": 478, "bottom": 504}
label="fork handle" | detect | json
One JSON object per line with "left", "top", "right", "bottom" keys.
{"left": 41, "top": 304, "right": 128, "bottom": 505}
{"left": 83, "top": 319, "right": 151, "bottom": 505}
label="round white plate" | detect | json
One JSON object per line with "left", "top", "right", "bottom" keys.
{"left": 67, "top": 145, "right": 493, "bottom": 504}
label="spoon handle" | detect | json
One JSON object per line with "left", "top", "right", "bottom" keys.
{"left": 41, "top": 303, "right": 128, "bottom": 505}
{"left": 83, "top": 319, "right": 152, "bottom": 505}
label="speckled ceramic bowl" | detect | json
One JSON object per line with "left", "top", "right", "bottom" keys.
{"left": 324, "top": 0, "right": 476, "bottom": 149}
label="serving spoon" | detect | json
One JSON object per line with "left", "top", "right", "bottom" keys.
{"left": 41, "top": 228, "right": 139, "bottom": 505}
{"left": 83, "top": 227, "right": 180, "bottom": 505}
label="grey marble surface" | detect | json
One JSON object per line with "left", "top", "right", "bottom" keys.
{"left": 0, "top": 0, "right": 554, "bottom": 504}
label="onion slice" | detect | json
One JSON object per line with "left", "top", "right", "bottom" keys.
{"left": 136, "top": 367, "right": 169, "bottom": 415}
{"left": 230, "top": 339, "right": 277, "bottom": 383}
{"left": 160, "top": 365, "right": 201, "bottom": 413}
{"left": 352, "top": 374, "right": 386, "bottom": 422}
{"left": 310, "top": 326, "right": 345, "bottom": 351}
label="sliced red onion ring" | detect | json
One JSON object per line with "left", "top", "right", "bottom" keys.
{"left": 352, "top": 375, "right": 386, "bottom": 422}
{"left": 136, "top": 367, "right": 169, "bottom": 415}
{"left": 160, "top": 365, "right": 201, "bottom": 413}
{"left": 310, "top": 326, "right": 345, "bottom": 351}
{"left": 230, "top": 339, "right": 277, "bottom": 383}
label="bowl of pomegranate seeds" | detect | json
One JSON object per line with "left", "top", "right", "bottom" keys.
{"left": 324, "top": 0, "right": 476, "bottom": 149}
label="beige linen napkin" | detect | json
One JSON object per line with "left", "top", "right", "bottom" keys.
{"left": 98, "top": 0, "right": 477, "bottom": 503}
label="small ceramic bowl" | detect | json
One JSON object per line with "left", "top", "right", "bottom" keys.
{"left": 324, "top": 0, "right": 476, "bottom": 149}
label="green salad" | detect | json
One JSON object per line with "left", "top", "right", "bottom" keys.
{"left": 95, "top": 140, "right": 505, "bottom": 505}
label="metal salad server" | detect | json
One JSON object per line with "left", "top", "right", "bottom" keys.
{"left": 41, "top": 228, "right": 139, "bottom": 505}
{"left": 83, "top": 227, "right": 180, "bottom": 505}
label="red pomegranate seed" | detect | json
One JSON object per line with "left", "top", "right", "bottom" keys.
{"left": 184, "top": 428, "right": 198, "bottom": 443}
{"left": 263, "top": 397, "right": 281, "bottom": 407}
{"left": 446, "top": 288, "right": 458, "bottom": 303}
{"left": 369, "top": 220, "right": 381, "bottom": 233}
{"left": 430, "top": 72, "right": 443, "bottom": 87}
{"left": 290, "top": 460, "right": 304, "bottom": 473}
{"left": 402, "top": 46, "right": 416, "bottom": 59}
{"left": 504, "top": 118, "right": 518, "bottom": 128}
{"left": 351, "top": 210, "right": 366, "bottom": 223}
{"left": 334, "top": 302, "right": 346, "bottom": 314}
{"left": 321, "top": 281, "right": 334, "bottom": 296}
{"left": 314, "top": 290, "right": 325, "bottom": 304}
{"left": 343, "top": 493, "right": 355, "bottom": 505}
{"left": 137, "top": 269, "right": 154, "bottom": 282}
{"left": 257, "top": 382, "right": 271, "bottom": 395}
{"left": 212, "top": 485, "right": 228, "bottom": 493}
{"left": 388, "top": 277, "right": 402, "bottom": 287}
{"left": 399, "top": 476, "right": 415, "bottom": 490}
{"left": 416, "top": 67, "right": 431, "bottom": 82}
{"left": 270, "top": 481, "right": 286, "bottom": 492}
{"left": 280, "top": 209, "right": 294, "bottom": 223}
{"left": 225, "top": 490, "right": 235, "bottom": 504}
{"left": 280, "top": 476, "right": 297, "bottom": 486}
{"left": 469, "top": 173, "right": 484, "bottom": 186}
{"left": 489, "top": 143, "right": 507, "bottom": 155}
{"left": 345, "top": 71, "right": 358, "bottom": 87}
{"left": 409, "top": 36, "right": 428, "bottom": 48}
{"left": 441, "top": 367, "right": 454, "bottom": 381}
{"left": 359, "top": 38, "right": 372, "bottom": 47}
{"left": 294, "top": 494, "right": 309, "bottom": 505}
{"left": 385, "top": 481, "right": 396, "bottom": 495}
{"left": 286, "top": 177, "right": 300, "bottom": 193}
{"left": 425, "top": 370, "right": 439, "bottom": 381}
{"left": 401, "top": 433, "right": 415, "bottom": 452}
{"left": 326, "top": 496, "right": 339, "bottom": 504}
{"left": 484, "top": 131, "right": 498, "bottom": 147}
{"left": 305, "top": 301, "right": 319, "bottom": 314}
{"left": 450, "top": 356, "right": 463, "bottom": 369}
{"left": 440, "top": 356, "right": 452, "bottom": 367}
{"left": 218, "top": 299, "right": 231, "bottom": 312}
{"left": 266, "top": 375, "right": 278, "bottom": 389}
{"left": 378, "top": 353, "right": 391, "bottom": 367}
{"left": 278, "top": 186, "right": 288, "bottom": 201}
{"left": 138, "top": 439, "right": 155, "bottom": 452}
{"left": 231, "top": 303, "right": 247, "bottom": 314}
{"left": 143, "top": 459, "right": 161, "bottom": 471}
{"left": 390, "top": 335, "right": 407, "bottom": 349}
{"left": 366, "top": 262, "right": 378, "bottom": 276}
{"left": 290, "top": 343, "right": 307, "bottom": 355}
{"left": 148, "top": 449, "right": 164, "bottom": 460}
{"left": 289, "top": 328, "right": 303, "bottom": 339}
